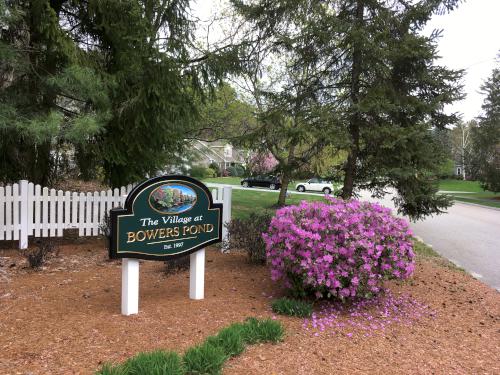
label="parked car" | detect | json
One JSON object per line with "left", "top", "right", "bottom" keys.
{"left": 241, "top": 175, "right": 281, "bottom": 190}
{"left": 296, "top": 178, "right": 334, "bottom": 194}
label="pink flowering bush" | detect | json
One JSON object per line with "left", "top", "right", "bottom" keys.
{"left": 262, "top": 198, "right": 415, "bottom": 300}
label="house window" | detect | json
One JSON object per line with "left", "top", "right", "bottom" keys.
{"left": 457, "top": 167, "right": 461, "bottom": 176}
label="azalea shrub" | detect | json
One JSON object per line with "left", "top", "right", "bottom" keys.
{"left": 263, "top": 198, "right": 415, "bottom": 300}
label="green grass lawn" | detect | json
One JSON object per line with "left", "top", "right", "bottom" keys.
{"left": 202, "top": 177, "right": 334, "bottom": 218}
{"left": 439, "top": 179, "right": 500, "bottom": 209}
{"left": 205, "top": 178, "right": 500, "bottom": 212}
{"left": 203, "top": 177, "right": 242, "bottom": 186}
{"left": 230, "top": 189, "right": 325, "bottom": 219}
{"left": 439, "top": 179, "right": 486, "bottom": 192}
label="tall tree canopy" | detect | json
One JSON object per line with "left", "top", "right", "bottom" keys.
{"left": 229, "top": 1, "right": 344, "bottom": 206}
{"left": 0, "top": 0, "right": 109, "bottom": 184}
{"left": 232, "top": 0, "right": 464, "bottom": 219}
{"left": 471, "top": 57, "right": 500, "bottom": 192}
{"left": 1, "top": 0, "right": 241, "bottom": 186}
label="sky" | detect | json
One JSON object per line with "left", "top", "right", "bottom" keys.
{"left": 423, "top": 0, "right": 500, "bottom": 122}
{"left": 193, "top": 0, "right": 500, "bottom": 123}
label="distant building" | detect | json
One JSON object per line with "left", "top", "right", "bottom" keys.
{"left": 190, "top": 140, "right": 248, "bottom": 170}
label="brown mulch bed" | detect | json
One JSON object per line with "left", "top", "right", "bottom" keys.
{"left": 0, "top": 241, "right": 499, "bottom": 375}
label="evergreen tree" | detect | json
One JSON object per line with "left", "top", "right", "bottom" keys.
{"left": 472, "top": 58, "right": 500, "bottom": 192}
{"left": 61, "top": 0, "right": 242, "bottom": 186}
{"left": 232, "top": 0, "right": 464, "bottom": 219}
{"left": 0, "top": 0, "right": 108, "bottom": 184}
{"left": 1, "top": 0, "right": 242, "bottom": 186}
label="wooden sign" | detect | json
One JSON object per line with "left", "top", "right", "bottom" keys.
{"left": 110, "top": 175, "right": 223, "bottom": 261}
{"left": 109, "top": 175, "right": 224, "bottom": 315}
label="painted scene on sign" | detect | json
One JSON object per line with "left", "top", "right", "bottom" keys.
{"left": 149, "top": 184, "right": 197, "bottom": 214}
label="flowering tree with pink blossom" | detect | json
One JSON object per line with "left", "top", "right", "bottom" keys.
{"left": 248, "top": 152, "right": 279, "bottom": 175}
{"left": 263, "top": 198, "right": 415, "bottom": 300}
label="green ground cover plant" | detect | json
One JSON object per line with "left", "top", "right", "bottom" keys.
{"left": 183, "top": 342, "right": 227, "bottom": 375}
{"left": 237, "top": 318, "right": 284, "bottom": 345}
{"left": 271, "top": 298, "right": 313, "bottom": 318}
{"left": 96, "top": 318, "right": 284, "bottom": 375}
{"left": 205, "top": 326, "right": 246, "bottom": 357}
{"left": 98, "top": 350, "right": 184, "bottom": 375}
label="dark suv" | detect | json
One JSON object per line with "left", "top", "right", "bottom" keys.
{"left": 240, "top": 175, "right": 281, "bottom": 190}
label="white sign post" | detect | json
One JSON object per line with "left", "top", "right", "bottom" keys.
{"left": 121, "top": 258, "right": 139, "bottom": 315}
{"left": 120, "top": 194, "right": 139, "bottom": 316}
{"left": 189, "top": 248, "right": 205, "bottom": 300}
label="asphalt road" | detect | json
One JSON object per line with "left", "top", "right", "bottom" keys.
{"left": 208, "top": 183, "right": 500, "bottom": 291}
{"left": 357, "top": 191, "right": 500, "bottom": 291}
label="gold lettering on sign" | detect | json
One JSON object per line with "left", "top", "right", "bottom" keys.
{"left": 126, "top": 225, "right": 184, "bottom": 243}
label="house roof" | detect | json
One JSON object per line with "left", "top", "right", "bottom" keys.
{"left": 190, "top": 140, "right": 247, "bottom": 164}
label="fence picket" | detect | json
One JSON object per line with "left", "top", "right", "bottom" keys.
{"left": 78, "top": 192, "right": 85, "bottom": 236}
{"left": 113, "top": 188, "right": 120, "bottom": 207}
{"left": 0, "top": 186, "right": 4, "bottom": 240}
{"left": 41, "top": 187, "right": 48, "bottom": 237}
{"left": 119, "top": 187, "right": 126, "bottom": 206}
{"left": 12, "top": 183, "right": 19, "bottom": 241}
{"left": 5, "top": 185, "right": 12, "bottom": 240}
{"left": 34, "top": 185, "right": 41, "bottom": 237}
{"left": 71, "top": 192, "right": 78, "bottom": 229}
{"left": 85, "top": 192, "right": 92, "bottom": 236}
{"left": 98, "top": 191, "right": 106, "bottom": 234}
{"left": 64, "top": 191, "right": 71, "bottom": 229}
{"left": 92, "top": 192, "right": 99, "bottom": 236}
{"left": 49, "top": 188, "right": 56, "bottom": 236}
{"left": 106, "top": 189, "right": 113, "bottom": 219}
{"left": 57, "top": 190, "right": 64, "bottom": 237}
{"left": 28, "top": 183, "right": 34, "bottom": 235}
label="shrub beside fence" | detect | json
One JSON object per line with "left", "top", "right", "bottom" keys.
{"left": 0, "top": 180, "right": 232, "bottom": 250}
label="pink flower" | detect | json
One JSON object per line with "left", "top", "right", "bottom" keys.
{"left": 263, "top": 198, "right": 415, "bottom": 301}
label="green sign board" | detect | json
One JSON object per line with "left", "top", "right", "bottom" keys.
{"left": 110, "top": 176, "right": 223, "bottom": 260}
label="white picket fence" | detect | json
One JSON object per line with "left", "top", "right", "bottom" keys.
{"left": 0, "top": 180, "right": 232, "bottom": 250}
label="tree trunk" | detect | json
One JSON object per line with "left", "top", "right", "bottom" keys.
{"left": 342, "top": 146, "right": 358, "bottom": 199}
{"left": 277, "top": 172, "right": 291, "bottom": 206}
{"left": 277, "top": 143, "right": 297, "bottom": 206}
{"left": 341, "top": 0, "right": 364, "bottom": 200}
{"left": 462, "top": 127, "right": 466, "bottom": 180}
